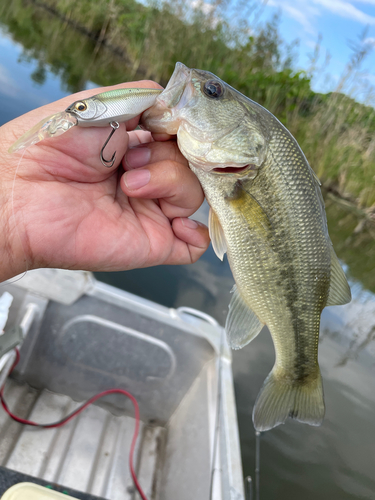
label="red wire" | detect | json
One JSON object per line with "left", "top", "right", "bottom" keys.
{"left": 0, "top": 349, "right": 148, "bottom": 500}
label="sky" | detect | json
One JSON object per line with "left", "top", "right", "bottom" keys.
{"left": 255, "top": 0, "right": 375, "bottom": 99}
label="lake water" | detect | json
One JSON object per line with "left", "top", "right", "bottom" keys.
{"left": 1, "top": 2, "right": 375, "bottom": 498}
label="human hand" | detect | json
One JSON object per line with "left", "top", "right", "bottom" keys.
{"left": 0, "top": 81, "right": 209, "bottom": 282}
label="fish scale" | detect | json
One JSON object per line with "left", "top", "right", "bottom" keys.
{"left": 142, "top": 62, "right": 351, "bottom": 431}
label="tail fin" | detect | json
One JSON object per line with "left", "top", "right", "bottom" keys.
{"left": 252, "top": 367, "right": 325, "bottom": 432}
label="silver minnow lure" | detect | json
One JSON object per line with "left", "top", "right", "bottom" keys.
{"left": 9, "top": 87, "right": 162, "bottom": 154}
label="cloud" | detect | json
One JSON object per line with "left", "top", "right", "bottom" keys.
{"left": 190, "top": 0, "right": 215, "bottom": 16}
{"left": 270, "top": 0, "right": 375, "bottom": 29}
{"left": 267, "top": 0, "right": 314, "bottom": 35}
{"left": 280, "top": 4, "right": 316, "bottom": 33}
{"left": 352, "top": 0, "right": 375, "bottom": 5}
{"left": 315, "top": 0, "right": 375, "bottom": 24}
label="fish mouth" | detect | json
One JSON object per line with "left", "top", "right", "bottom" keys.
{"left": 213, "top": 164, "right": 257, "bottom": 175}
{"left": 157, "top": 62, "right": 191, "bottom": 109}
{"left": 141, "top": 62, "right": 192, "bottom": 135}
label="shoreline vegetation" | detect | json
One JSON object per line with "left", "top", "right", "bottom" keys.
{"left": 3, "top": 0, "right": 375, "bottom": 216}
{"left": 1, "top": 0, "right": 374, "bottom": 290}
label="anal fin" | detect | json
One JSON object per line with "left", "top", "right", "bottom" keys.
{"left": 225, "top": 285, "right": 264, "bottom": 349}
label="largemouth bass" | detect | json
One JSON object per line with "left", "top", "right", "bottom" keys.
{"left": 142, "top": 62, "right": 351, "bottom": 431}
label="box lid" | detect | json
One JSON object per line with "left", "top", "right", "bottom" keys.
{"left": 1, "top": 482, "right": 78, "bottom": 500}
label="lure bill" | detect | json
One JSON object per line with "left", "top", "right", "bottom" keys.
{"left": 9, "top": 87, "right": 162, "bottom": 155}
{"left": 9, "top": 112, "right": 77, "bottom": 154}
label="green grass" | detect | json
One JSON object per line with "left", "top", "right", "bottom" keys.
{"left": 46, "top": 0, "right": 375, "bottom": 209}
{"left": 1, "top": 0, "right": 374, "bottom": 289}
{"left": 1, "top": 0, "right": 375, "bottom": 210}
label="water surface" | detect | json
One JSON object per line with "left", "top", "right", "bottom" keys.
{"left": 1, "top": 2, "right": 375, "bottom": 498}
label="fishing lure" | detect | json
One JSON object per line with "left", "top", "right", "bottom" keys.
{"left": 9, "top": 88, "right": 162, "bottom": 167}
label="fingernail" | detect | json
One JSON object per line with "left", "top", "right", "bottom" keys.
{"left": 125, "top": 147, "right": 151, "bottom": 168}
{"left": 181, "top": 218, "right": 198, "bottom": 229}
{"left": 124, "top": 169, "right": 151, "bottom": 190}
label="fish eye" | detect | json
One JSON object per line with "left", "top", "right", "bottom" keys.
{"left": 203, "top": 80, "right": 224, "bottom": 98}
{"left": 75, "top": 101, "right": 87, "bottom": 112}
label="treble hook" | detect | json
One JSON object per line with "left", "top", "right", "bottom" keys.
{"left": 100, "top": 121, "right": 120, "bottom": 167}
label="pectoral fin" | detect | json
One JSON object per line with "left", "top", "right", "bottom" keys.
{"left": 208, "top": 207, "right": 227, "bottom": 261}
{"left": 227, "top": 182, "right": 272, "bottom": 237}
{"left": 225, "top": 285, "right": 264, "bottom": 349}
{"left": 326, "top": 247, "right": 351, "bottom": 307}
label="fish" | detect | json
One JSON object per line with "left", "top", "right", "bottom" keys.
{"left": 141, "top": 62, "right": 352, "bottom": 431}
{"left": 9, "top": 87, "right": 162, "bottom": 154}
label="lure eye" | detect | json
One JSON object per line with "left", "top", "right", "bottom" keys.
{"left": 75, "top": 102, "right": 87, "bottom": 112}
{"left": 203, "top": 80, "right": 224, "bottom": 98}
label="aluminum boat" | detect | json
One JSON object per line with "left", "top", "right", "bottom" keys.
{"left": 0, "top": 269, "right": 244, "bottom": 500}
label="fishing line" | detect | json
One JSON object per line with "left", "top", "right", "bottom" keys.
{"left": 244, "top": 432, "right": 261, "bottom": 500}
{"left": 255, "top": 430, "right": 261, "bottom": 500}
{"left": 245, "top": 475, "right": 253, "bottom": 500}
{"left": 2, "top": 149, "right": 29, "bottom": 286}
{"left": 209, "top": 324, "right": 225, "bottom": 500}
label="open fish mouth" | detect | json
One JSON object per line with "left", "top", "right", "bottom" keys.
{"left": 213, "top": 165, "right": 252, "bottom": 174}
{"left": 156, "top": 62, "right": 192, "bottom": 110}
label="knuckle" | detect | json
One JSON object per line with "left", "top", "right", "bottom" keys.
{"left": 156, "top": 159, "right": 182, "bottom": 188}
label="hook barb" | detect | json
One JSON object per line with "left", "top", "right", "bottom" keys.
{"left": 100, "top": 121, "right": 120, "bottom": 167}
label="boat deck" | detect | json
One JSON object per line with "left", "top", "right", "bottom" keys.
{"left": 0, "top": 270, "right": 245, "bottom": 500}
{"left": 0, "top": 379, "right": 165, "bottom": 500}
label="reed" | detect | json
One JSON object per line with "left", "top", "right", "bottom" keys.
{"left": 3, "top": 0, "right": 375, "bottom": 209}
